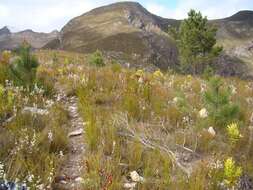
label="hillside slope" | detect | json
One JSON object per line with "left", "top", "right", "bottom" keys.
{"left": 1, "top": 2, "right": 253, "bottom": 77}
{"left": 49, "top": 2, "right": 179, "bottom": 70}
{"left": 44, "top": 2, "right": 253, "bottom": 77}
{"left": 214, "top": 11, "right": 253, "bottom": 65}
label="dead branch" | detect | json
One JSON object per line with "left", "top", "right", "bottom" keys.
{"left": 114, "top": 113, "right": 192, "bottom": 177}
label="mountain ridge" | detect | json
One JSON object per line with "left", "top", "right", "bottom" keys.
{"left": 0, "top": 26, "right": 59, "bottom": 50}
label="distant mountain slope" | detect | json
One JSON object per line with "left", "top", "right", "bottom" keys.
{"left": 0, "top": 26, "right": 11, "bottom": 35}
{"left": 213, "top": 11, "right": 253, "bottom": 67}
{"left": 49, "top": 2, "right": 180, "bottom": 70}
{"left": 0, "top": 27, "right": 59, "bottom": 50}
{"left": 44, "top": 1, "right": 253, "bottom": 76}
{"left": 1, "top": 2, "right": 253, "bottom": 77}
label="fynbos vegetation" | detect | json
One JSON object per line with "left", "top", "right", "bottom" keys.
{"left": 0, "top": 2, "right": 253, "bottom": 190}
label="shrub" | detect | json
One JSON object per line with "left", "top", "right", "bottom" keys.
{"left": 36, "top": 66, "right": 55, "bottom": 96}
{"left": 204, "top": 77, "right": 240, "bottom": 127}
{"left": 153, "top": 70, "right": 165, "bottom": 80}
{"left": 223, "top": 157, "right": 242, "bottom": 187}
{"left": 176, "top": 10, "right": 222, "bottom": 74}
{"left": 9, "top": 43, "right": 39, "bottom": 89}
{"left": 0, "top": 51, "right": 11, "bottom": 85}
{"left": 44, "top": 104, "right": 69, "bottom": 153}
{"left": 78, "top": 88, "right": 101, "bottom": 151}
{"left": 88, "top": 50, "right": 105, "bottom": 67}
{"left": 0, "top": 85, "right": 14, "bottom": 121}
{"left": 226, "top": 123, "right": 242, "bottom": 144}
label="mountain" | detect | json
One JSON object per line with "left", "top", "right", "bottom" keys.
{"left": 1, "top": 2, "right": 253, "bottom": 77}
{"left": 45, "top": 2, "right": 180, "bottom": 70}
{"left": 0, "top": 27, "right": 59, "bottom": 50}
{"left": 214, "top": 11, "right": 253, "bottom": 63}
{"left": 43, "top": 2, "right": 253, "bottom": 77}
{"left": 0, "top": 26, "right": 11, "bottom": 35}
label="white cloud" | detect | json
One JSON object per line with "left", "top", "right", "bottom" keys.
{"left": 0, "top": 4, "right": 9, "bottom": 17}
{"left": 146, "top": 0, "right": 253, "bottom": 19}
{"left": 0, "top": 0, "right": 252, "bottom": 32}
{"left": 0, "top": 0, "right": 115, "bottom": 32}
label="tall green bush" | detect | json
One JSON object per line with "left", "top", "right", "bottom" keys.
{"left": 0, "top": 50, "right": 11, "bottom": 85}
{"left": 175, "top": 10, "right": 222, "bottom": 74}
{"left": 9, "top": 42, "right": 39, "bottom": 89}
{"left": 204, "top": 77, "right": 240, "bottom": 127}
{"left": 88, "top": 50, "right": 105, "bottom": 67}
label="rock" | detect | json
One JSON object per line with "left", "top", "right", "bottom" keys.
{"left": 60, "top": 180, "right": 67, "bottom": 184}
{"left": 238, "top": 174, "right": 253, "bottom": 190}
{"left": 68, "top": 128, "right": 84, "bottom": 137}
{"left": 130, "top": 171, "right": 144, "bottom": 182}
{"left": 0, "top": 181, "right": 27, "bottom": 190}
{"left": 208, "top": 127, "right": 216, "bottom": 137}
{"left": 23, "top": 107, "right": 49, "bottom": 115}
{"left": 74, "top": 177, "right": 84, "bottom": 183}
{"left": 123, "top": 182, "right": 137, "bottom": 189}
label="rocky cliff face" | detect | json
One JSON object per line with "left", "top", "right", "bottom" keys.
{"left": 0, "top": 27, "right": 59, "bottom": 50}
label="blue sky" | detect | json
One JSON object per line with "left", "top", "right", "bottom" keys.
{"left": 0, "top": 0, "right": 252, "bottom": 32}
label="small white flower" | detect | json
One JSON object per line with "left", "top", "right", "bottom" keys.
{"left": 48, "top": 131, "right": 53, "bottom": 142}
{"left": 130, "top": 171, "right": 144, "bottom": 182}
{"left": 0, "top": 162, "right": 5, "bottom": 179}
{"left": 208, "top": 127, "right": 216, "bottom": 137}
{"left": 173, "top": 97, "right": 179, "bottom": 103}
{"left": 59, "top": 151, "right": 64, "bottom": 157}
{"left": 199, "top": 108, "right": 208, "bottom": 118}
{"left": 27, "top": 173, "right": 34, "bottom": 182}
{"left": 229, "top": 85, "right": 237, "bottom": 95}
{"left": 138, "top": 77, "right": 144, "bottom": 84}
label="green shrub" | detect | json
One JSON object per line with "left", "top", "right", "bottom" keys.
{"left": 36, "top": 66, "right": 55, "bottom": 96}
{"left": 44, "top": 104, "right": 69, "bottom": 153}
{"left": 78, "top": 88, "right": 101, "bottom": 151}
{"left": 9, "top": 43, "right": 39, "bottom": 89}
{"left": 223, "top": 157, "right": 242, "bottom": 188}
{"left": 88, "top": 50, "right": 105, "bottom": 67}
{"left": 0, "top": 85, "right": 14, "bottom": 121}
{"left": 175, "top": 10, "right": 222, "bottom": 74}
{"left": 204, "top": 76, "right": 240, "bottom": 127}
{"left": 0, "top": 50, "right": 11, "bottom": 85}
{"left": 226, "top": 123, "right": 242, "bottom": 145}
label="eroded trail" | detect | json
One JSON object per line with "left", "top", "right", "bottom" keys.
{"left": 53, "top": 92, "right": 86, "bottom": 190}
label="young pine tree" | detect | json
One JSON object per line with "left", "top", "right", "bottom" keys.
{"left": 9, "top": 42, "right": 39, "bottom": 89}
{"left": 204, "top": 77, "right": 240, "bottom": 127}
{"left": 178, "top": 10, "right": 222, "bottom": 74}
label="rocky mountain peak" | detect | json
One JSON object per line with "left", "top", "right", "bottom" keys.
{"left": 0, "top": 26, "right": 11, "bottom": 35}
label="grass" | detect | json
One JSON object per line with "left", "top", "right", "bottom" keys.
{"left": 71, "top": 58, "right": 253, "bottom": 189}
{"left": 2, "top": 49, "right": 253, "bottom": 189}
{"left": 0, "top": 50, "right": 69, "bottom": 188}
